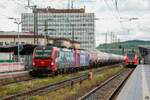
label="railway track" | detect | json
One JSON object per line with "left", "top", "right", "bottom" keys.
{"left": 0, "top": 76, "right": 35, "bottom": 87}
{"left": 0, "top": 71, "right": 36, "bottom": 86}
{"left": 78, "top": 68, "right": 134, "bottom": 100}
{"left": 0, "top": 64, "right": 122, "bottom": 100}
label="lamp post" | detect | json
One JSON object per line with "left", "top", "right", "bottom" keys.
{"left": 9, "top": 17, "right": 22, "bottom": 62}
{"left": 44, "top": 18, "right": 56, "bottom": 44}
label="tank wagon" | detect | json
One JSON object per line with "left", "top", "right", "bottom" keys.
{"left": 31, "top": 45, "right": 124, "bottom": 74}
{"left": 88, "top": 50, "right": 124, "bottom": 67}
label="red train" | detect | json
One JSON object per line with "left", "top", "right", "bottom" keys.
{"left": 31, "top": 45, "right": 124, "bottom": 75}
{"left": 32, "top": 46, "right": 90, "bottom": 74}
{"left": 124, "top": 53, "right": 138, "bottom": 67}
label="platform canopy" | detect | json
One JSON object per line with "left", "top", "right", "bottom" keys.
{"left": 138, "top": 45, "right": 150, "bottom": 64}
{"left": 0, "top": 44, "right": 37, "bottom": 55}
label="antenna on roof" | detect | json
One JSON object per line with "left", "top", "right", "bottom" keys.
{"left": 67, "top": 0, "right": 74, "bottom": 9}
{"left": 28, "top": 0, "right": 30, "bottom": 7}
{"left": 68, "top": 0, "right": 70, "bottom": 9}
{"left": 71, "top": 0, "right": 74, "bottom": 9}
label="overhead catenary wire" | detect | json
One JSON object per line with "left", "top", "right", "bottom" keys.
{"left": 103, "top": 0, "right": 125, "bottom": 43}
{"left": 103, "top": 0, "right": 125, "bottom": 33}
{"left": 103, "top": 0, "right": 119, "bottom": 19}
{"left": 112, "top": 0, "right": 120, "bottom": 16}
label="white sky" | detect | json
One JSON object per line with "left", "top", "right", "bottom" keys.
{"left": 0, "top": 0, "right": 150, "bottom": 46}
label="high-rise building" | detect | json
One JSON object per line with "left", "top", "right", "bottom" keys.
{"left": 21, "top": 8, "right": 95, "bottom": 50}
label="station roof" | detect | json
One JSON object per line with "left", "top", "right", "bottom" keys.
{"left": 0, "top": 35, "right": 44, "bottom": 38}
{"left": 138, "top": 45, "right": 150, "bottom": 49}
{"left": 0, "top": 44, "right": 37, "bottom": 55}
{"left": 138, "top": 45, "right": 150, "bottom": 57}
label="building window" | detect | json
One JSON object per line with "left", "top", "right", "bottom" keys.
{"left": 5, "top": 42, "right": 9, "bottom": 45}
{"left": 16, "top": 42, "right": 19, "bottom": 45}
{"left": 21, "top": 42, "right": 25, "bottom": 44}
{"left": 75, "top": 37, "right": 78, "bottom": 39}
{"left": 10, "top": 42, "right": 15, "bottom": 45}
{"left": 0, "top": 42, "right": 3, "bottom": 46}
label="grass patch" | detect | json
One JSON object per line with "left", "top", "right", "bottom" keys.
{"left": 0, "top": 69, "right": 89, "bottom": 98}
{"left": 29, "top": 66, "right": 125, "bottom": 100}
{"left": 0, "top": 76, "right": 69, "bottom": 97}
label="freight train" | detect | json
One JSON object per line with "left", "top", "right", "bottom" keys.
{"left": 124, "top": 53, "right": 138, "bottom": 67}
{"left": 31, "top": 45, "right": 124, "bottom": 74}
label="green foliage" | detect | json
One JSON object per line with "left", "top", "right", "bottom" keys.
{"left": 0, "top": 70, "right": 88, "bottom": 98}
{"left": 0, "top": 76, "right": 69, "bottom": 97}
{"left": 96, "top": 40, "right": 150, "bottom": 56}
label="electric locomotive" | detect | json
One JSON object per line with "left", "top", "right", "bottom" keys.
{"left": 32, "top": 45, "right": 90, "bottom": 74}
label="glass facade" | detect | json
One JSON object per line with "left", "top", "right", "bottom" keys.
{"left": 22, "top": 12, "right": 95, "bottom": 50}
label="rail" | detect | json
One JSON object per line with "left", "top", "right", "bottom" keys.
{"left": 78, "top": 68, "right": 134, "bottom": 100}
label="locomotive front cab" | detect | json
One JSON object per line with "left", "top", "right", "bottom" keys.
{"left": 32, "top": 46, "right": 56, "bottom": 73}
{"left": 124, "top": 53, "right": 138, "bottom": 67}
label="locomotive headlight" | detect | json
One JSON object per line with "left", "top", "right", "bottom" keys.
{"left": 41, "top": 61, "right": 44, "bottom": 64}
{"left": 51, "top": 62, "right": 54, "bottom": 66}
{"left": 32, "top": 61, "right": 35, "bottom": 66}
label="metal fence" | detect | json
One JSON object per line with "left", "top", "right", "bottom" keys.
{"left": 20, "top": 55, "right": 33, "bottom": 70}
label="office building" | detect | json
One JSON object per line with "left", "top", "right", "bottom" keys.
{"left": 22, "top": 8, "right": 95, "bottom": 50}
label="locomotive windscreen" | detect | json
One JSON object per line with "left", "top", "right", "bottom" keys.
{"left": 34, "top": 49, "right": 52, "bottom": 59}
{"left": 127, "top": 53, "right": 135, "bottom": 61}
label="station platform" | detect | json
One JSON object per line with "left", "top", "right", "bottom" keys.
{"left": 116, "top": 65, "right": 150, "bottom": 100}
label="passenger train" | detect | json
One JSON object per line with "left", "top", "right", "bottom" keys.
{"left": 124, "top": 53, "right": 138, "bottom": 67}
{"left": 31, "top": 45, "right": 124, "bottom": 74}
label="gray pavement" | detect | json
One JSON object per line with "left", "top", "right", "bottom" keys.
{"left": 116, "top": 65, "right": 150, "bottom": 100}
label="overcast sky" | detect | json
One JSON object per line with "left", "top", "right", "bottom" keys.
{"left": 0, "top": 0, "right": 150, "bottom": 46}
